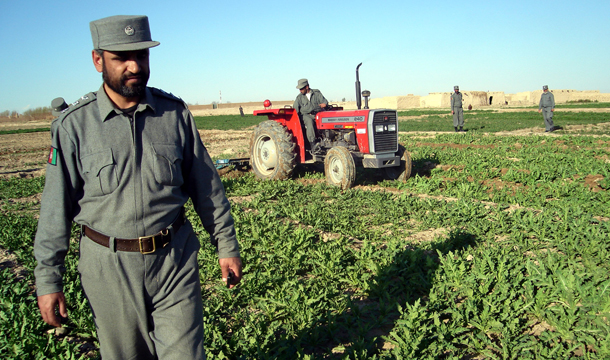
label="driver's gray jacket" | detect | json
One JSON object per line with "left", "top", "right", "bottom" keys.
{"left": 293, "top": 89, "right": 328, "bottom": 116}
{"left": 34, "top": 85, "right": 240, "bottom": 296}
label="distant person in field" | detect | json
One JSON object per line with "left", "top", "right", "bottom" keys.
{"left": 450, "top": 85, "right": 465, "bottom": 132}
{"left": 293, "top": 78, "right": 328, "bottom": 152}
{"left": 33, "top": 15, "right": 241, "bottom": 360}
{"left": 538, "top": 85, "right": 556, "bottom": 132}
{"left": 239, "top": 105, "right": 244, "bottom": 117}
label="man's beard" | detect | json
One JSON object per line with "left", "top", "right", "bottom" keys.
{"left": 102, "top": 63, "right": 149, "bottom": 98}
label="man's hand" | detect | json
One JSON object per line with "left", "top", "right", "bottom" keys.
{"left": 538, "top": 109, "right": 542, "bottom": 113}
{"left": 551, "top": 109, "right": 554, "bottom": 112}
{"left": 319, "top": 103, "right": 326, "bottom": 108}
{"left": 219, "top": 257, "right": 243, "bottom": 289}
{"left": 38, "top": 292, "right": 68, "bottom": 327}
{"left": 451, "top": 110, "right": 454, "bottom": 115}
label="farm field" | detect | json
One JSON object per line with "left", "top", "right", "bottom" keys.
{"left": 0, "top": 107, "right": 609, "bottom": 359}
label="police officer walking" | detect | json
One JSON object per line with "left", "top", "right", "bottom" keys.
{"left": 450, "top": 85, "right": 465, "bottom": 132}
{"left": 293, "top": 78, "right": 328, "bottom": 152}
{"left": 34, "top": 15, "right": 242, "bottom": 360}
{"left": 538, "top": 85, "right": 556, "bottom": 132}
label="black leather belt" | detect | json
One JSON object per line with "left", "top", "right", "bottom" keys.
{"left": 83, "top": 210, "right": 185, "bottom": 254}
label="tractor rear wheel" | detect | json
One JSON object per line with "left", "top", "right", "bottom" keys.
{"left": 250, "top": 121, "right": 297, "bottom": 180}
{"left": 324, "top": 146, "right": 356, "bottom": 189}
{"left": 384, "top": 144, "right": 412, "bottom": 182}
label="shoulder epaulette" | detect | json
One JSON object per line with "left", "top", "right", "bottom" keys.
{"left": 58, "top": 92, "right": 97, "bottom": 119}
{"left": 150, "top": 87, "right": 188, "bottom": 109}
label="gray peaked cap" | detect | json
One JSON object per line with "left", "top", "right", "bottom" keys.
{"left": 454, "top": 86, "right": 459, "bottom": 90}
{"left": 297, "top": 79, "right": 309, "bottom": 89}
{"left": 543, "top": 85, "right": 548, "bottom": 90}
{"left": 90, "top": 15, "right": 160, "bottom": 51}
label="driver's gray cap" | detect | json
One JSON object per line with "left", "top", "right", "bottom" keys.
{"left": 454, "top": 85, "right": 459, "bottom": 90}
{"left": 296, "top": 78, "right": 309, "bottom": 89}
{"left": 90, "top": 15, "right": 160, "bottom": 51}
{"left": 543, "top": 85, "right": 548, "bottom": 90}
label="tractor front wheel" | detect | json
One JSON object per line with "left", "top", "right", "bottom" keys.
{"left": 250, "top": 121, "right": 297, "bottom": 180}
{"left": 384, "top": 144, "right": 412, "bottom": 182}
{"left": 324, "top": 146, "right": 356, "bottom": 189}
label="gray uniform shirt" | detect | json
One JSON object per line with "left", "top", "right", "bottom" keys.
{"left": 450, "top": 92, "right": 463, "bottom": 109}
{"left": 34, "top": 85, "right": 240, "bottom": 296}
{"left": 539, "top": 92, "right": 555, "bottom": 109}
{"left": 293, "top": 89, "right": 328, "bottom": 116}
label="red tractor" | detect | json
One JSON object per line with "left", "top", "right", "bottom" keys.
{"left": 250, "top": 63, "right": 412, "bottom": 189}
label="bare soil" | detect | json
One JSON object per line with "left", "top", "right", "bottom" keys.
{"left": 0, "top": 116, "right": 252, "bottom": 180}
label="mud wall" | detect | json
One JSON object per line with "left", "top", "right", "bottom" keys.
{"left": 487, "top": 92, "right": 506, "bottom": 106}
{"left": 189, "top": 89, "right": 610, "bottom": 113}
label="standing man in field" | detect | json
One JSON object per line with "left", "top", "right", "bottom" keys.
{"left": 450, "top": 85, "right": 465, "bottom": 132}
{"left": 538, "top": 85, "right": 556, "bottom": 132}
{"left": 293, "top": 78, "right": 328, "bottom": 153}
{"left": 34, "top": 15, "right": 242, "bottom": 360}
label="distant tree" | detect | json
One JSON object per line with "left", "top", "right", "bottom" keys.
{"left": 342, "top": 98, "right": 346, "bottom": 102}
{"left": 0, "top": 110, "right": 9, "bottom": 117}
{"left": 23, "top": 106, "right": 52, "bottom": 119}
{"left": 10, "top": 111, "right": 18, "bottom": 118}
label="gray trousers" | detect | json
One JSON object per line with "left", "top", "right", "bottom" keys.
{"left": 79, "top": 221, "right": 206, "bottom": 360}
{"left": 452, "top": 108, "right": 464, "bottom": 127}
{"left": 542, "top": 108, "right": 554, "bottom": 131}
{"left": 301, "top": 113, "right": 317, "bottom": 145}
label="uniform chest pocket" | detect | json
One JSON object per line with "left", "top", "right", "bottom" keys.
{"left": 152, "top": 144, "right": 184, "bottom": 186}
{"left": 81, "top": 148, "right": 119, "bottom": 197}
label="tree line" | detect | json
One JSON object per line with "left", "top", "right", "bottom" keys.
{"left": 0, "top": 106, "right": 53, "bottom": 120}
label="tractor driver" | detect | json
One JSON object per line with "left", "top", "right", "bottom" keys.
{"left": 293, "top": 78, "right": 328, "bottom": 152}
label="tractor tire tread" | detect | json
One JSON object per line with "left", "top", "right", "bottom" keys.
{"left": 250, "top": 120, "right": 297, "bottom": 180}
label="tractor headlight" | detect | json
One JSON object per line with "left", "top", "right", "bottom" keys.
{"left": 375, "top": 125, "right": 384, "bottom": 133}
{"left": 388, "top": 124, "right": 396, "bottom": 132}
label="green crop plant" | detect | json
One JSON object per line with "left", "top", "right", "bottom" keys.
{"left": 398, "top": 110, "right": 610, "bottom": 134}
{"left": 194, "top": 114, "right": 266, "bottom": 130}
{"left": 1, "top": 110, "right": 609, "bottom": 358}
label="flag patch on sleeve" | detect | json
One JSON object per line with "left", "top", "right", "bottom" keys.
{"left": 48, "top": 147, "right": 58, "bottom": 166}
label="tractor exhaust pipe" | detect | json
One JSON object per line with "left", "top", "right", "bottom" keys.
{"left": 355, "top": 62, "right": 362, "bottom": 110}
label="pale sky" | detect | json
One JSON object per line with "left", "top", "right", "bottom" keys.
{"left": 1, "top": 0, "right": 609, "bottom": 112}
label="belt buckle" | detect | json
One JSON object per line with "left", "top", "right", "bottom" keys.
{"left": 139, "top": 235, "right": 156, "bottom": 254}
{"left": 138, "top": 229, "right": 169, "bottom": 254}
